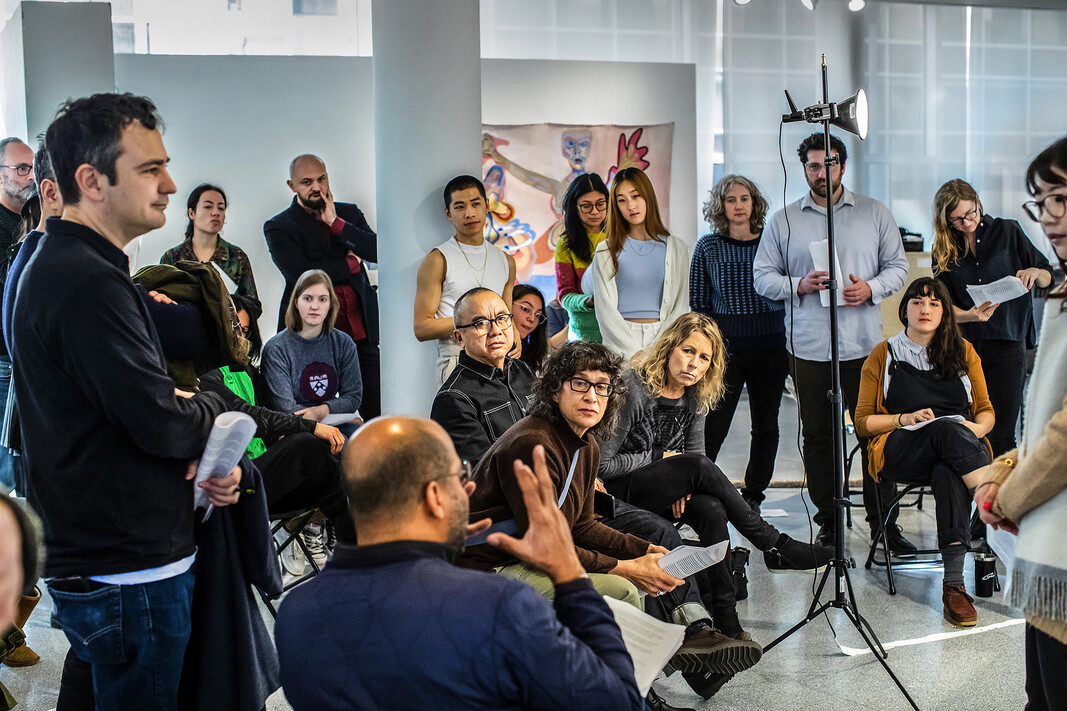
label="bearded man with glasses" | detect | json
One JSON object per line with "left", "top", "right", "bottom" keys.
{"left": 0, "top": 138, "right": 34, "bottom": 247}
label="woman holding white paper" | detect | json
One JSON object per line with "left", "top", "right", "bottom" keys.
{"left": 932, "top": 179, "right": 1053, "bottom": 457}
{"left": 855, "top": 276, "right": 994, "bottom": 627}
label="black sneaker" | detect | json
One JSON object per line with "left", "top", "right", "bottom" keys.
{"left": 764, "top": 534, "right": 834, "bottom": 573}
{"left": 872, "top": 524, "right": 918, "bottom": 558}
{"left": 682, "top": 670, "right": 734, "bottom": 700}
{"left": 646, "top": 688, "right": 695, "bottom": 711}
{"left": 814, "top": 522, "right": 835, "bottom": 548}
{"left": 669, "top": 621, "right": 762, "bottom": 676}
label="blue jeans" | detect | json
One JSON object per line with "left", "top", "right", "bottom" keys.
{"left": 48, "top": 568, "right": 195, "bottom": 711}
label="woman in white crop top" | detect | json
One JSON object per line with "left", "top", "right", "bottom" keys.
{"left": 591, "top": 167, "right": 690, "bottom": 360}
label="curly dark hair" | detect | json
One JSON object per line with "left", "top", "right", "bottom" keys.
{"left": 797, "top": 132, "right": 847, "bottom": 166}
{"left": 528, "top": 341, "right": 627, "bottom": 440}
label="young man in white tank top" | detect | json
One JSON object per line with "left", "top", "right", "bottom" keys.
{"left": 414, "top": 175, "right": 516, "bottom": 385}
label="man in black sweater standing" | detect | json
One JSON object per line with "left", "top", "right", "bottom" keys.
{"left": 265, "top": 155, "right": 380, "bottom": 418}
{"left": 11, "top": 93, "right": 242, "bottom": 710}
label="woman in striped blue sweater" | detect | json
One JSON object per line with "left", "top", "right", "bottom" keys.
{"left": 690, "top": 175, "right": 785, "bottom": 512}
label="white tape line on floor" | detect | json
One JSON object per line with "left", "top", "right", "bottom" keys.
{"left": 838, "top": 618, "right": 1026, "bottom": 656}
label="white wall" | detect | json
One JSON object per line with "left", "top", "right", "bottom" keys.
{"left": 115, "top": 54, "right": 699, "bottom": 337}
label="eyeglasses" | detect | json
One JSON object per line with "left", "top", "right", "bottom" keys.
{"left": 566, "top": 377, "right": 614, "bottom": 398}
{"left": 1023, "top": 194, "right": 1067, "bottom": 222}
{"left": 577, "top": 199, "right": 607, "bottom": 214}
{"left": 426, "top": 460, "right": 472, "bottom": 494}
{"left": 514, "top": 301, "right": 546, "bottom": 325}
{"left": 456, "top": 313, "right": 513, "bottom": 335}
{"left": 805, "top": 162, "right": 829, "bottom": 175}
{"left": 0, "top": 164, "right": 31, "bottom": 177}
{"left": 948, "top": 207, "right": 980, "bottom": 228}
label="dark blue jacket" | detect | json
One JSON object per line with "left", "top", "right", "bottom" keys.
{"left": 275, "top": 540, "right": 644, "bottom": 711}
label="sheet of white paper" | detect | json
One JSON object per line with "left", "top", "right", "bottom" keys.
{"left": 657, "top": 540, "right": 729, "bottom": 579}
{"left": 901, "top": 414, "right": 965, "bottom": 432}
{"left": 965, "top": 275, "right": 1029, "bottom": 306}
{"left": 761, "top": 508, "right": 789, "bottom": 518}
{"left": 603, "top": 596, "right": 686, "bottom": 697}
{"left": 809, "top": 239, "right": 845, "bottom": 307}
{"left": 193, "top": 412, "right": 258, "bottom": 519}
{"left": 321, "top": 412, "right": 360, "bottom": 426}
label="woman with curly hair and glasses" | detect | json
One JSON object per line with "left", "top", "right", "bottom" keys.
{"left": 599, "top": 312, "right": 833, "bottom": 639}
{"left": 931, "top": 179, "right": 1052, "bottom": 457}
{"left": 855, "top": 277, "right": 994, "bottom": 627}
{"left": 690, "top": 175, "right": 785, "bottom": 513}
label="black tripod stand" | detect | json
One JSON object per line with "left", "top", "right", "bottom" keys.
{"left": 762, "top": 56, "right": 919, "bottom": 711}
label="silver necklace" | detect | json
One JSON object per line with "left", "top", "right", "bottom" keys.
{"left": 455, "top": 237, "right": 489, "bottom": 286}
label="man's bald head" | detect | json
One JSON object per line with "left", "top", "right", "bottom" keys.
{"left": 289, "top": 153, "right": 326, "bottom": 180}
{"left": 342, "top": 417, "right": 458, "bottom": 528}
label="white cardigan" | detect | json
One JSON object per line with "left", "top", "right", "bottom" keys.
{"left": 591, "top": 233, "right": 691, "bottom": 360}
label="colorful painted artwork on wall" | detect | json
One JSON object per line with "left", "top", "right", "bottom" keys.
{"left": 481, "top": 122, "right": 674, "bottom": 300}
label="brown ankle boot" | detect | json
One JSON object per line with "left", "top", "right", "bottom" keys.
{"left": 3, "top": 587, "right": 41, "bottom": 667}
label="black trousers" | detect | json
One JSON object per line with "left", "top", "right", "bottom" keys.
{"left": 356, "top": 339, "right": 381, "bottom": 420}
{"left": 971, "top": 339, "right": 1025, "bottom": 458}
{"left": 878, "top": 420, "right": 989, "bottom": 550}
{"left": 791, "top": 355, "right": 897, "bottom": 529}
{"left": 603, "top": 501, "right": 706, "bottom": 624}
{"left": 704, "top": 347, "right": 788, "bottom": 504}
{"left": 1025, "top": 623, "right": 1067, "bottom": 711}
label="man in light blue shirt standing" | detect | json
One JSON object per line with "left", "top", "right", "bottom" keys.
{"left": 754, "top": 132, "right": 911, "bottom": 552}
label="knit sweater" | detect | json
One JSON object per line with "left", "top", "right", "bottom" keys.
{"left": 261, "top": 328, "right": 362, "bottom": 415}
{"left": 461, "top": 415, "right": 650, "bottom": 574}
{"left": 855, "top": 337, "right": 993, "bottom": 481}
{"left": 986, "top": 297, "right": 1067, "bottom": 645}
{"left": 555, "top": 230, "right": 607, "bottom": 342}
{"left": 689, "top": 233, "right": 784, "bottom": 352}
{"left": 599, "top": 369, "right": 705, "bottom": 482}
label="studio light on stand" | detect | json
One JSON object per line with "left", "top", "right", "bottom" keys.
{"left": 769, "top": 55, "right": 918, "bottom": 711}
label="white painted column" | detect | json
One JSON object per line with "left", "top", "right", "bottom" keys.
{"left": 372, "top": 0, "right": 482, "bottom": 416}
{"left": 1, "top": 2, "right": 114, "bottom": 140}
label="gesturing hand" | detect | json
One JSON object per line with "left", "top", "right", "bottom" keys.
{"left": 487, "top": 445, "right": 586, "bottom": 584}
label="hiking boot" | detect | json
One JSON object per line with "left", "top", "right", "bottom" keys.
{"left": 764, "top": 534, "right": 834, "bottom": 573}
{"left": 682, "top": 670, "right": 734, "bottom": 700}
{"left": 943, "top": 583, "right": 977, "bottom": 627}
{"left": 669, "top": 620, "right": 762, "bottom": 675}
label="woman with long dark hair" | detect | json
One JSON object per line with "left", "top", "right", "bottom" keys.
{"left": 855, "top": 277, "right": 994, "bottom": 627}
{"left": 931, "top": 179, "right": 1052, "bottom": 456}
{"left": 590, "top": 168, "right": 689, "bottom": 360}
{"left": 976, "top": 137, "right": 1067, "bottom": 706}
{"left": 511, "top": 283, "right": 566, "bottom": 372}
{"left": 691, "top": 174, "right": 784, "bottom": 512}
{"left": 555, "top": 173, "right": 610, "bottom": 342}
{"left": 161, "top": 183, "right": 261, "bottom": 311}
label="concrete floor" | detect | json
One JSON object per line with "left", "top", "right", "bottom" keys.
{"left": 2, "top": 391, "right": 1025, "bottom": 710}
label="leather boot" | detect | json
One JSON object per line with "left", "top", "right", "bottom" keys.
{"left": 3, "top": 587, "right": 41, "bottom": 667}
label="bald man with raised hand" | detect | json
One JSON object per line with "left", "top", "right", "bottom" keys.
{"left": 265, "top": 154, "right": 381, "bottom": 418}
{"left": 275, "top": 417, "right": 643, "bottom": 711}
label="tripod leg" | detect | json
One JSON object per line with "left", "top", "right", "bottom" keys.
{"left": 840, "top": 605, "right": 919, "bottom": 711}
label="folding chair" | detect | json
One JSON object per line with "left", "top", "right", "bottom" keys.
{"left": 259, "top": 507, "right": 325, "bottom": 618}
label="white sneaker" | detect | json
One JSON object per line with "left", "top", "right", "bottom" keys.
{"left": 278, "top": 532, "right": 306, "bottom": 576}
{"left": 301, "top": 522, "right": 328, "bottom": 570}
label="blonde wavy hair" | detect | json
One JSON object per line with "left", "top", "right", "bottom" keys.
{"left": 634, "top": 312, "right": 726, "bottom": 415}
{"left": 931, "top": 179, "right": 983, "bottom": 275}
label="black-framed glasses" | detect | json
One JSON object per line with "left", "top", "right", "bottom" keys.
{"left": 577, "top": 199, "right": 607, "bottom": 214}
{"left": 514, "top": 301, "right": 546, "bottom": 325}
{"left": 566, "top": 377, "right": 614, "bottom": 398}
{"left": 456, "top": 313, "right": 513, "bottom": 335}
{"left": 1023, "top": 194, "right": 1067, "bottom": 222}
{"left": 948, "top": 207, "right": 980, "bottom": 228}
{"left": 0, "top": 164, "right": 31, "bottom": 177}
